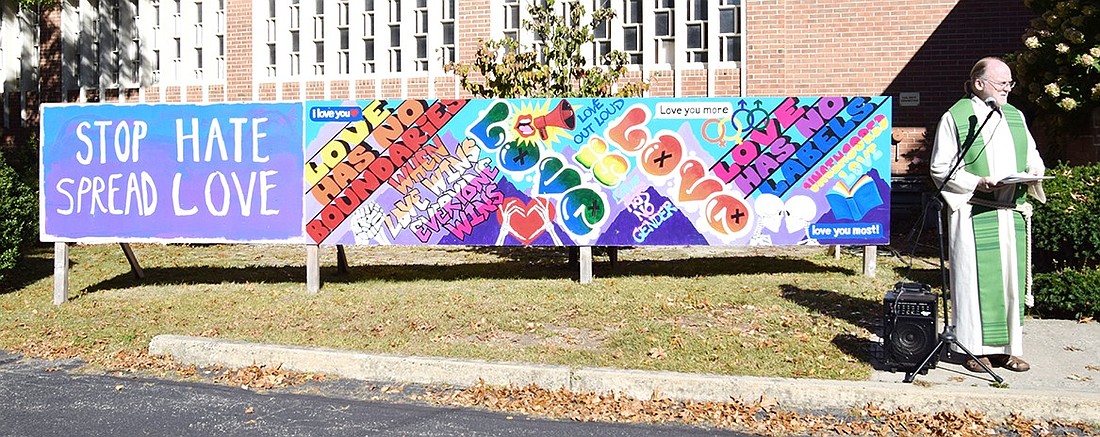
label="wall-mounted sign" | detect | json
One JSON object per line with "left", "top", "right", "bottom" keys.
{"left": 899, "top": 92, "right": 920, "bottom": 107}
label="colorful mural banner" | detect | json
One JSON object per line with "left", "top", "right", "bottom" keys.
{"left": 40, "top": 102, "right": 305, "bottom": 242}
{"left": 303, "top": 97, "right": 892, "bottom": 247}
{"left": 39, "top": 98, "right": 890, "bottom": 246}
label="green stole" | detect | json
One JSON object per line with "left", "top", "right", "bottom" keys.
{"left": 948, "top": 98, "right": 1029, "bottom": 346}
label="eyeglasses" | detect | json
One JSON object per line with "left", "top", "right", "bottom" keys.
{"left": 980, "top": 78, "right": 1016, "bottom": 91}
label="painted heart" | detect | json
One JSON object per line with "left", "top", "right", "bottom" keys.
{"left": 468, "top": 100, "right": 511, "bottom": 150}
{"left": 500, "top": 139, "right": 541, "bottom": 173}
{"left": 496, "top": 197, "right": 555, "bottom": 245}
{"left": 640, "top": 132, "right": 683, "bottom": 177}
{"left": 608, "top": 105, "right": 650, "bottom": 152}
{"left": 706, "top": 194, "right": 750, "bottom": 235}
{"left": 560, "top": 187, "right": 606, "bottom": 236}
{"left": 538, "top": 156, "right": 582, "bottom": 194}
{"left": 677, "top": 159, "right": 724, "bottom": 202}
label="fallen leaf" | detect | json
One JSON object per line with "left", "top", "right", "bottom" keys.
{"left": 758, "top": 395, "right": 778, "bottom": 410}
{"left": 244, "top": 406, "right": 254, "bottom": 414}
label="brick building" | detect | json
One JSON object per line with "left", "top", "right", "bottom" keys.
{"left": 2, "top": 0, "right": 1036, "bottom": 181}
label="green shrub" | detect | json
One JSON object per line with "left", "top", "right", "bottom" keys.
{"left": 0, "top": 149, "right": 37, "bottom": 282}
{"left": 1031, "top": 162, "right": 1100, "bottom": 273}
{"left": 1032, "top": 268, "right": 1100, "bottom": 320}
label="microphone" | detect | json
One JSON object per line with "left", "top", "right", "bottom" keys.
{"left": 942, "top": 97, "right": 1000, "bottom": 192}
{"left": 984, "top": 96, "right": 1001, "bottom": 114}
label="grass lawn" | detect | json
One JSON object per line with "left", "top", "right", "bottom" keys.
{"left": 0, "top": 241, "right": 944, "bottom": 381}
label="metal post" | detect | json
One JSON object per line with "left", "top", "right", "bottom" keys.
{"left": 53, "top": 242, "right": 69, "bottom": 305}
{"left": 306, "top": 245, "right": 320, "bottom": 293}
{"left": 579, "top": 246, "right": 593, "bottom": 284}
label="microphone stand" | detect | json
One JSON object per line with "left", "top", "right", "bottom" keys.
{"left": 903, "top": 101, "right": 1003, "bottom": 384}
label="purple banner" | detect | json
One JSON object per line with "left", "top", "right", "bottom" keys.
{"left": 40, "top": 102, "right": 305, "bottom": 242}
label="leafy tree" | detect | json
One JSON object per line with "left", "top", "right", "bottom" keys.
{"left": 1010, "top": 0, "right": 1100, "bottom": 132}
{"left": 443, "top": 0, "right": 648, "bottom": 98}
{"left": 15, "top": 0, "right": 58, "bottom": 9}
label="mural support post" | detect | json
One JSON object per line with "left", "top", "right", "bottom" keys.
{"left": 336, "top": 245, "right": 348, "bottom": 274}
{"left": 53, "top": 242, "right": 68, "bottom": 305}
{"left": 119, "top": 243, "right": 145, "bottom": 279}
{"left": 863, "top": 246, "right": 877, "bottom": 276}
{"left": 307, "top": 246, "right": 320, "bottom": 293}
{"left": 579, "top": 246, "right": 593, "bottom": 284}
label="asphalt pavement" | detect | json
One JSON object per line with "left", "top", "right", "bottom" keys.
{"left": 147, "top": 318, "right": 1100, "bottom": 424}
{"left": 0, "top": 350, "right": 744, "bottom": 437}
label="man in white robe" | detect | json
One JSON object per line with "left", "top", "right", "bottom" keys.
{"left": 930, "top": 57, "right": 1046, "bottom": 373}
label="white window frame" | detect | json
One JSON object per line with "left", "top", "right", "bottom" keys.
{"left": 363, "top": 0, "right": 376, "bottom": 73}
{"left": 439, "top": 0, "right": 455, "bottom": 66}
{"left": 717, "top": 0, "right": 743, "bottom": 63}
{"left": 1, "top": 2, "right": 40, "bottom": 94}
{"left": 337, "top": 0, "right": 350, "bottom": 74}
{"left": 413, "top": 0, "right": 428, "bottom": 71}
{"left": 254, "top": 0, "right": 457, "bottom": 81}
{"left": 492, "top": 0, "right": 744, "bottom": 73}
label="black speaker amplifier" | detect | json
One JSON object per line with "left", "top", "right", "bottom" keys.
{"left": 884, "top": 282, "right": 936, "bottom": 318}
{"left": 882, "top": 282, "right": 939, "bottom": 373}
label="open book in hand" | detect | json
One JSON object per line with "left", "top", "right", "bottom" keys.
{"left": 995, "top": 172, "right": 1053, "bottom": 185}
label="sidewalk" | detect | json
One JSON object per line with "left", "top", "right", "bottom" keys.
{"left": 149, "top": 318, "right": 1100, "bottom": 424}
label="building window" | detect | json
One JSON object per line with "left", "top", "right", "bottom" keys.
{"left": 653, "top": 0, "right": 673, "bottom": 64}
{"left": 150, "top": 0, "right": 162, "bottom": 83}
{"left": 414, "top": 0, "right": 427, "bottom": 71}
{"left": 214, "top": 0, "right": 224, "bottom": 78}
{"left": 338, "top": 0, "right": 350, "bottom": 74}
{"left": 364, "top": 0, "right": 376, "bottom": 73}
{"left": 265, "top": 0, "right": 276, "bottom": 76}
{"left": 591, "top": 0, "right": 611, "bottom": 65}
{"left": 192, "top": 1, "right": 203, "bottom": 79}
{"left": 621, "top": 0, "right": 642, "bottom": 64}
{"left": 170, "top": 1, "right": 180, "bottom": 78}
{"left": 685, "top": 0, "right": 707, "bottom": 62}
{"left": 441, "top": 0, "right": 455, "bottom": 65}
{"left": 718, "top": 0, "right": 742, "bottom": 62}
{"left": 502, "top": 0, "right": 520, "bottom": 43}
{"left": 388, "top": 0, "right": 401, "bottom": 72}
{"left": 312, "top": 0, "right": 324, "bottom": 75}
{"left": 289, "top": 0, "right": 300, "bottom": 75}
{"left": 253, "top": 0, "right": 457, "bottom": 78}
{"left": 52, "top": 0, "right": 222, "bottom": 95}
{"left": 1, "top": 1, "right": 41, "bottom": 96}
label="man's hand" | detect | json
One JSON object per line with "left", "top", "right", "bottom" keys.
{"left": 976, "top": 177, "right": 999, "bottom": 192}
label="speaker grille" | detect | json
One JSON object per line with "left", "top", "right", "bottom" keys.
{"left": 882, "top": 283, "right": 938, "bottom": 372}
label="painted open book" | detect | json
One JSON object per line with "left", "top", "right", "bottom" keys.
{"left": 826, "top": 175, "right": 883, "bottom": 221}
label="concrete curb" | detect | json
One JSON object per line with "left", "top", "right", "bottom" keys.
{"left": 149, "top": 334, "right": 1100, "bottom": 424}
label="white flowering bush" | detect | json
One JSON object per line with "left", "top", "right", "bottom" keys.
{"left": 1012, "top": 0, "right": 1100, "bottom": 129}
